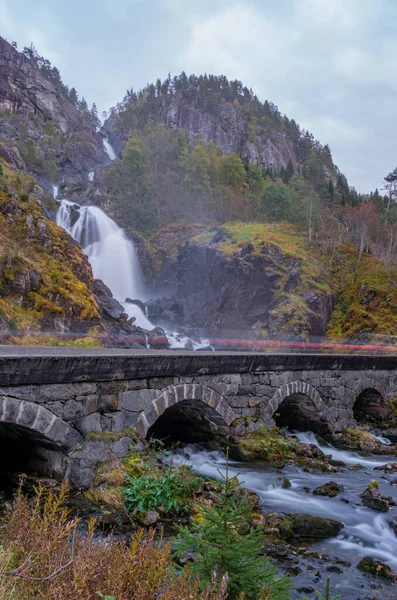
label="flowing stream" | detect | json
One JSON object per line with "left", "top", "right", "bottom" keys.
{"left": 170, "top": 439, "right": 397, "bottom": 599}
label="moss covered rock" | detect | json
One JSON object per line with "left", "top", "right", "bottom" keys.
{"left": 291, "top": 514, "right": 344, "bottom": 538}
{"left": 357, "top": 556, "right": 397, "bottom": 581}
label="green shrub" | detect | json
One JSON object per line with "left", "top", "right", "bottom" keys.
{"left": 124, "top": 466, "right": 203, "bottom": 515}
{"left": 20, "top": 194, "right": 29, "bottom": 202}
{"left": 174, "top": 460, "right": 292, "bottom": 599}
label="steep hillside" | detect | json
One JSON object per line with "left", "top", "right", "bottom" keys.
{"left": 0, "top": 160, "right": 100, "bottom": 337}
{"left": 0, "top": 37, "right": 108, "bottom": 202}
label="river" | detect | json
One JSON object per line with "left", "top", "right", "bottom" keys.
{"left": 170, "top": 434, "right": 397, "bottom": 599}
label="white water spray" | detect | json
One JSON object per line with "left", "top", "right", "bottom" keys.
{"left": 56, "top": 200, "right": 151, "bottom": 328}
{"left": 294, "top": 431, "right": 392, "bottom": 468}
{"left": 52, "top": 185, "right": 59, "bottom": 199}
{"left": 103, "top": 137, "right": 117, "bottom": 161}
{"left": 88, "top": 171, "right": 95, "bottom": 181}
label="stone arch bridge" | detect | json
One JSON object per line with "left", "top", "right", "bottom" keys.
{"left": 0, "top": 348, "right": 396, "bottom": 487}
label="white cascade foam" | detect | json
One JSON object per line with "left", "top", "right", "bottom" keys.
{"left": 294, "top": 431, "right": 392, "bottom": 468}
{"left": 88, "top": 171, "right": 95, "bottom": 181}
{"left": 56, "top": 200, "right": 151, "bottom": 328}
{"left": 103, "top": 137, "right": 117, "bottom": 161}
{"left": 52, "top": 185, "right": 59, "bottom": 199}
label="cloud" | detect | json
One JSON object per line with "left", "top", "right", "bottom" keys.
{"left": 179, "top": 0, "right": 397, "bottom": 191}
{"left": 1, "top": 0, "right": 397, "bottom": 192}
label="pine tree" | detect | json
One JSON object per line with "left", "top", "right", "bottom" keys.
{"left": 173, "top": 457, "right": 292, "bottom": 599}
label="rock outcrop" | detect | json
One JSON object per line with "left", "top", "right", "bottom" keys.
{"left": 104, "top": 90, "right": 300, "bottom": 172}
{"left": 0, "top": 37, "right": 108, "bottom": 201}
{"left": 147, "top": 224, "right": 334, "bottom": 338}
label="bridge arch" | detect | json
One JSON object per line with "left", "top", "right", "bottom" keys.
{"left": 0, "top": 396, "right": 83, "bottom": 479}
{"left": 267, "top": 381, "right": 327, "bottom": 432}
{"left": 352, "top": 379, "right": 392, "bottom": 424}
{"left": 136, "top": 383, "right": 237, "bottom": 440}
{"left": 0, "top": 396, "right": 82, "bottom": 451}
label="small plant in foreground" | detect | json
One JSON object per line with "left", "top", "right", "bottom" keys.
{"left": 302, "top": 576, "right": 340, "bottom": 600}
{"left": 124, "top": 465, "right": 203, "bottom": 515}
{"left": 174, "top": 454, "right": 292, "bottom": 599}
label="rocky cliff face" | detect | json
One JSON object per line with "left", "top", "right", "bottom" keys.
{"left": 146, "top": 223, "right": 335, "bottom": 339}
{"left": 0, "top": 37, "right": 109, "bottom": 201}
{"left": 104, "top": 90, "right": 299, "bottom": 172}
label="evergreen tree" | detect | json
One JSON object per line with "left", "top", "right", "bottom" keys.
{"left": 259, "top": 181, "right": 291, "bottom": 222}
{"left": 90, "top": 103, "right": 101, "bottom": 128}
{"left": 174, "top": 460, "right": 291, "bottom": 599}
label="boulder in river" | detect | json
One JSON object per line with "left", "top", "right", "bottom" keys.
{"left": 361, "top": 482, "right": 389, "bottom": 512}
{"left": 357, "top": 556, "right": 397, "bottom": 581}
{"left": 313, "top": 481, "right": 343, "bottom": 497}
{"left": 291, "top": 514, "right": 344, "bottom": 538}
{"left": 374, "top": 462, "right": 397, "bottom": 474}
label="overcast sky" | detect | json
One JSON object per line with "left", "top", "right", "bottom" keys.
{"left": 1, "top": 0, "right": 396, "bottom": 192}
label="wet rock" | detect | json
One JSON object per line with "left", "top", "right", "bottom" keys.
{"left": 326, "top": 565, "right": 343, "bottom": 574}
{"left": 276, "top": 477, "right": 291, "bottom": 489}
{"left": 374, "top": 462, "right": 397, "bottom": 474}
{"left": 313, "top": 481, "right": 343, "bottom": 498}
{"left": 125, "top": 298, "right": 146, "bottom": 312}
{"left": 141, "top": 510, "right": 160, "bottom": 526}
{"left": 361, "top": 484, "right": 389, "bottom": 512}
{"left": 261, "top": 513, "right": 294, "bottom": 539}
{"left": 295, "top": 443, "right": 324, "bottom": 459}
{"left": 357, "top": 556, "right": 397, "bottom": 581}
{"left": 291, "top": 514, "right": 344, "bottom": 538}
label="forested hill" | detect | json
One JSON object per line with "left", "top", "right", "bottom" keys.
{"left": 104, "top": 73, "right": 357, "bottom": 211}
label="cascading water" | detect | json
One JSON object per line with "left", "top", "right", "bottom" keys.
{"left": 103, "top": 137, "right": 117, "bottom": 161}
{"left": 88, "top": 171, "right": 95, "bottom": 181}
{"left": 294, "top": 431, "right": 392, "bottom": 468}
{"left": 56, "top": 200, "right": 153, "bottom": 329}
{"left": 52, "top": 185, "right": 59, "bottom": 199}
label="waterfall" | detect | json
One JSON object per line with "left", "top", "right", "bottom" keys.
{"left": 52, "top": 185, "right": 59, "bottom": 199}
{"left": 56, "top": 200, "right": 152, "bottom": 328}
{"left": 88, "top": 171, "right": 95, "bottom": 181}
{"left": 103, "top": 137, "right": 117, "bottom": 161}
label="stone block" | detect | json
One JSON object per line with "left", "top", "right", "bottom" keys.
{"left": 63, "top": 399, "right": 84, "bottom": 422}
{"left": 148, "top": 377, "right": 176, "bottom": 389}
{"left": 42, "top": 401, "right": 64, "bottom": 419}
{"left": 125, "top": 378, "right": 149, "bottom": 390}
{"left": 227, "top": 396, "right": 250, "bottom": 409}
{"left": 98, "top": 394, "right": 119, "bottom": 412}
{"left": 253, "top": 373, "right": 271, "bottom": 385}
{"left": 75, "top": 413, "right": 102, "bottom": 435}
{"left": 98, "top": 381, "right": 126, "bottom": 395}
{"left": 237, "top": 385, "right": 256, "bottom": 396}
{"left": 39, "top": 383, "right": 76, "bottom": 401}
{"left": 102, "top": 411, "right": 138, "bottom": 432}
{"left": 241, "top": 373, "right": 253, "bottom": 385}
{"left": 80, "top": 394, "right": 99, "bottom": 415}
{"left": 72, "top": 382, "right": 97, "bottom": 396}
{"left": 0, "top": 385, "right": 39, "bottom": 401}
{"left": 119, "top": 389, "right": 159, "bottom": 412}
{"left": 241, "top": 407, "right": 257, "bottom": 418}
